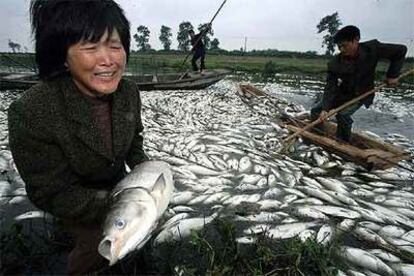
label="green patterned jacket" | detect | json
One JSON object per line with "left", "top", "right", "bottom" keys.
{"left": 8, "top": 74, "right": 148, "bottom": 223}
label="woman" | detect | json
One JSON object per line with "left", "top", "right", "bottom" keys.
{"left": 8, "top": 0, "right": 148, "bottom": 274}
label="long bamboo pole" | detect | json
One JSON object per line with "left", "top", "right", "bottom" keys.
{"left": 179, "top": 0, "right": 228, "bottom": 73}
{"left": 281, "top": 68, "right": 414, "bottom": 150}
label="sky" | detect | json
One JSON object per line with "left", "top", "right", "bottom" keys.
{"left": 1, "top": 0, "right": 413, "bottom": 56}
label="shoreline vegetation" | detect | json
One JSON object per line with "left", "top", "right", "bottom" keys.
{"left": 1, "top": 217, "right": 345, "bottom": 275}
{"left": 1, "top": 51, "right": 413, "bottom": 83}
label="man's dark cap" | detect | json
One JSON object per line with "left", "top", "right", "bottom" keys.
{"left": 333, "top": 25, "right": 360, "bottom": 43}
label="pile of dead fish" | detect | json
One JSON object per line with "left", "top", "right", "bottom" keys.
{"left": 139, "top": 81, "right": 414, "bottom": 275}
{"left": 1, "top": 79, "right": 413, "bottom": 275}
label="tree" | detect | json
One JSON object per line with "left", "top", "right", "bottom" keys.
{"left": 197, "top": 23, "right": 214, "bottom": 49}
{"left": 177, "top": 21, "right": 193, "bottom": 51}
{"left": 133, "top": 25, "right": 151, "bottom": 51}
{"left": 316, "top": 12, "right": 342, "bottom": 55}
{"left": 159, "top": 25, "right": 172, "bottom": 51}
{"left": 8, "top": 39, "right": 21, "bottom": 53}
{"left": 210, "top": 38, "right": 220, "bottom": 50}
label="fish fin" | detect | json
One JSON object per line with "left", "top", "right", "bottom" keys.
{"left": 150, "top": 174, "right": 166, "bottom": 205}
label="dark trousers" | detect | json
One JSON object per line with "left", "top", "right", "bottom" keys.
{"left": 310, "top": 100, "right": 363, "bottom": 142}
{"left": 191, "top": 51, "right": 205, "bottom": 72}
{"left": 63, "top": 220, "right": 107, "bottom": 275}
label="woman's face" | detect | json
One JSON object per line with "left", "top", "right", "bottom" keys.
{"left": 66, "top": 29, "right": 126, "bottom": 97}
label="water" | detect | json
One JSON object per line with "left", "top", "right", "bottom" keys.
{"left": 252, "top": 73, "right": 414, "bottom": 140}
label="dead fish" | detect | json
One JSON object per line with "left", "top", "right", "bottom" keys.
{"left": 293, "top": 206, "right": 329, "bottom": 221}
{"left": 98, "top": 161, "right": 174, "bottom": 266}
{"left": 298, "top": 229, "right": 316, "bottom": 242}
{"left": 316, "top": 224, "right": 333, "bottom": 245}
{"left": 292, "top": 197, "right": 324, "bottom": 205}
{"left": 236, "top": 236, "right": 256, "bottom": 244}
{"left": 316, "top": 177, "right": 349, "bottom": 194}
{"left": 336, "top": 219, "right": 356, "bottom": 232}
{"left": 301, "top": 176, "right": 323, "bottom": 189}
{"left": 336, "top": 246, "right": 395, "bottom": 276}
{"left": 378, "top": 225, "right": 406, "bottom": 238}
{"left": 171, "top": 206, "right": 196, "bottom": 213}
{"left": 298, "top": 186, "right": 342, "bottom": 205}
{"left": 401, "top": 230, "right": 414, "bottom": 243}
{"left": 308, "top": 167, "right": 328, "bottom": 176}
{"left": 160, "top": 213, "right": 190, "bottom": 230}
{"left": 180, "top": 164, "right": 223, "bottom": 176}
{"left": 154, "top": 213, "right": 218, "bottom": 244}
{"left": 311, "top": 205, "right": 361, "bottom": 219}
{"left": 367, "top": 249, "right": 401, "bottom": 263}
{"left": 353, "top": 227, "right": 389, "bottom": 247}
{"left": 257, "top": 199, "right": 282, "bottom": 210}
{"left": 341, "top": 169, "right": 356, "bottom": 176}
{"left": 266, "top": 222, "right": 320, "bottom": 240}
{"left": 262, "top": 187, "right": 283, "bottom": 199}
{"left": 171, "top": 191, "right": 195, "bottom": 205}
{"left": 238, "top": 156, "right": 253, "bottom": 173}
{"left": 390, "top": 263, "right": 414, "bottom": 276}
{"left": 14, "top": 210, "right": 51, "bottom": 221}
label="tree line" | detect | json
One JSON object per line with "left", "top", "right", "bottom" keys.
{"left": 133, "top": 21, "right": 220, "bottom": 52}
{"left": 132, "top": 13, "right": 341, "bottom": 55}
{"left": 6, "top": 12, "right": 412, "bottom": 61}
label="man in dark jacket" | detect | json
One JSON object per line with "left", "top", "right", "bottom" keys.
{"left": 311, "top": 25, "right": 407, "bottom": 142}
{"left": 189, "top": 27, "right": 209, "bottom": 73}
{"left": 8, "top": 0, "right": 148, "bottom": 274}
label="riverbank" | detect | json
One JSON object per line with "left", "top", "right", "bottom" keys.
{"left": 122, "top": 52, "right": 414, "bottom": 83}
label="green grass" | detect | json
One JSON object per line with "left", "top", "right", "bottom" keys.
{"left": 153, "top": 218, "right": 343, "bottom": 276}
{"left": 126, "top": 52, "right": 330, "bottom": 76}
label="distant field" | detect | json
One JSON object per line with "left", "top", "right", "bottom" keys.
{"left": 127, "top": 52, "right": 330, "bottom": 75}
{"left": 127, "top": 52, "right": 414, "bottom": 83}
{"left": 1, "top": 52, "right": 413, "bottom": 82}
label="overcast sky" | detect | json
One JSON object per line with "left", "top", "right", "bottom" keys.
{"left": 1, "top": 0, "right": 413, "bottom": 55}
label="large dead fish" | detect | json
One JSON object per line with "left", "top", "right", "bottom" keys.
{"left": 98, "top": 160, "right": 174, "bottom": 266}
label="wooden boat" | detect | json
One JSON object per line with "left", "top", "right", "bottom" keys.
{"left": 127, "top": 69, "right": 230, "bottom": 91}
{"left": 0, "top": 69, "right": 231, "bottom": 91}
{"left": 0, "top": 72, "right": 38, "bottom": 90}
{"left": 238, "top": 83, "right": 412, "bottom": 170}
{"left": 238, "top": 83, "right": 267, "bottom": 97}
{"left": 283, "top": 117, "right": 411, "bottom": 170}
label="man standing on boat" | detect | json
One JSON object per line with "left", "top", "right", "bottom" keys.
{"left": 310, "top": 25, "right": 407, "bottom": 142}
{"left": 189, "top": 24, "right": 210, "bottom": 74}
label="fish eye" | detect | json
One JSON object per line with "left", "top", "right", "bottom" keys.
{"left": 114, "top": 218, "right": 126, "bottom": 229}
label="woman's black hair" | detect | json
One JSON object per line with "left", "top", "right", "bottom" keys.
{"left": 30, "top": 0, "right": 130, "bottom": 80}
{"left": 333, "top": 25, "right": 360, "bottom": 44}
